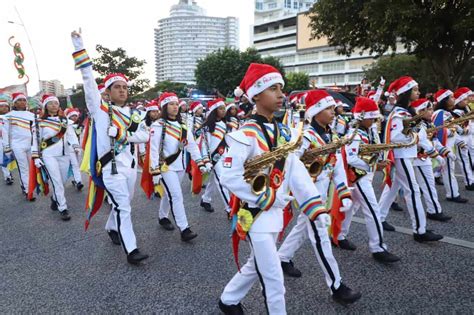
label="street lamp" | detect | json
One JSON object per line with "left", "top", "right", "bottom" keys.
{"left": 8, "top": 6, "right": 42, "bottom": 93}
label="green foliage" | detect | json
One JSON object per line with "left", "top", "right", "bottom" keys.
{"left": 92, "top": 44, "right": 150, "bottom": 95}
{"left": 308, "top": 0, "right": 474, "bottom": 89}
{"left": 195, "top": 47, "right": 285, "bottom": 96}
{"left": 284, "top": 72, "right": 309, "bottom": 93}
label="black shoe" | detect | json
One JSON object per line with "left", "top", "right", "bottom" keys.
{"left": 107, "top": 230, "right": 121, "bottom": 245}
{"left": 76, "top": 182, "right": 84, "bottom": 191}
{"left": 427, "top": 213, "right": 452, "bottom": 222}
{"left": 414, "top": 231, "right": 443, "bottom": 243}
{"left": 332, "top": 283, "right": 362, "bottom": 305}
{"left": 218, "top": 299, "right": 244, "bottom": 315}
{"left": 60, "top": 210, "right": 71, "bottom": 221}
{"left": 372, "top": 251, "right": 400, "bottom": 263}
{"left": 50, "top": 197, "right": 58, "bottom": 211}
{"left": 27, "top": 196, "right": 36, "bottom": 202}
{"left": 200, "top": 200, "right": 214, "bottom": 213}
{"left": 382, "top": 221, "right": 395, "bottom": 232}
{"left": 435, "top": 177, "right": 443, "bottom": 185}
{"left": 5, "top": 177, "right": 13, "bottom": 185}
{"left": 465, "top": 184, "right": 474, "bottom": 191}
{"left": 446, "top": 196, "right": 468, "bottom": 203}
{"left": 159, "top": 218, "right": 175, "bottom": 231}
{"left": 181, "top": 228, "right": 198, "bottom": 242}
{"left": 390, "top": 202, "right": 403, "bottom": 212}
{"left": 127, "top": 249, "right": 149, "bottom": 265}
{"left": 335, "top": 239, "right": 357, "bottom": 251}
{"left": 281, "top": 260, "right": 302, "bottom": 278}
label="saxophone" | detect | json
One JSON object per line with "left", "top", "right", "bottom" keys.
{"left": 243, "top": 111, "right": 305, "bottom": 195}
{"left": 426, "top": 111, "right": 474, "bottom": 138}
{"left": 301, "top": 119, "right": 360, "bottom": 178}
{"left": 402, "top": 111, "right": 425, "bottom": 135}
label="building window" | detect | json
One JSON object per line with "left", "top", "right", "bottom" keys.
{"left": 322, "top": 61, "right": 345, "bottom": 72}
{"left": 285, "top": 0, "right": 292, "bottom": 8}
{"left": 256, "top": 2, "right": 263, "bottom": 10}
{"left": 293, "top": 1, "right": 298, "bottom": 9}
{"left": 322, "top": 75, "right": 345, "bottom": 84}
{"left": 268, "top": 2, "right": 277, "bottom": 9}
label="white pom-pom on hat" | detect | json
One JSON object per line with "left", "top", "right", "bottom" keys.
{"left": 234, "top": 86, "right": 244, "bottom": 98}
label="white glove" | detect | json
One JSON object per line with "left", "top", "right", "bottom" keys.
{"left": 340, "top": 198, "right": 353, "bottom": 212}
{"left": 71, "top": 30, "right": 84, "bottom": 51}
{"left": 205, "top": 162, "right": 213, "bottom": 172}
{"left": 108, "top": 126, "right": 118, "bottom": 138}
{"left": 199, "top": 165, "right": 207, "bottom": 173}
{"left": 34, "top": 158, "right": 44, "bottom": 168}
{"left": 447, "top": 151, "right": 456, "bottom": 160}
{"left": 435, "top": 155, "right": 445, "bottom": 167}
{"left": 153, "top": 174, "right": 162, "bottom": 184}
{"left": 379, "top": 76, "right": 386, "bottom": 86}
{"left": 74, "top": 146, "right": 82, "bottom": 154}
{"left": 316, "top": 213, "right": 331, "bottom": 229}
{"left": 4, "top": 150, "right": 12, "bottom": 160}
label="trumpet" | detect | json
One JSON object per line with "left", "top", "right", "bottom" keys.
{"left": 243, "top": 110, "right": 305, "bottom": 195}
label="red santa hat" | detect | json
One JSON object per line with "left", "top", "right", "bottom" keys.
{"left": 146, "top": 100, "right": 160, "bottom": 112}
{"left": 12, "top": 92, "right": 27, "bottom": 103}
{"left": 0, "top": 95, "right": 10, "bottom": 107}
{"left": 434, "top": 89, "right": 453, "bottom": 103}
{"left": 158, "top": 92, "right": 179, "bottom": 108}
{"left": 352, "top": 97, "right": 381, "bottom": 119}
{"left": 189, "top": 101, "right": 203, "bottom": 113}
{"left": 367, "top": 90, "right": 376, "bottom": 100}
{"left": 335, "top": 99, "right": 344, "bottom": 108}
{"left": 207, "top": 98, "right": 225, "bottom": 117}
{"left": 41, "top": 94, "right": 60, "bottom": 108}
{"left": 454, "top": 87, "right": 473, "bottom": 105}
{"left": 410, "top": 98, "right": 432, "bottom": 113}
{"left": 237, "top": 109, "right": 245, "bottom": 117}
{"left": 387, "top": 76, "right": 418, "bottom": 96}
{"left": 179, "top": 100, "right": 187, "bottom": 107}
{"left": 234, "top": 63, "right": 284, "bottom": 104}
{"left": 64, "top": 108, "right": 80, "bottom": 119}
{"left": 225, "top": 102, "right": 237, "bottom": 113}
{"left": 98, "top": 83, "right": 106, "bottom": 94}
{"left": 304, "top": 89, "right": 337, "bottom": 121}
{"left": 103, "top": 73, "right": 130, "bottom": 89}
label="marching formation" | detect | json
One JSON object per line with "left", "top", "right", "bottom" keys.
{"left": 1, "top": 31, "right": 473, "bottom": 315}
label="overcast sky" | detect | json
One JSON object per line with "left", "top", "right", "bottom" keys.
{"left": 0, "top": 0, "right": 254, "bottom": 94}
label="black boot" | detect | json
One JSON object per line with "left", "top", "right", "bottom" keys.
{"left": 372, "top": 251, "right": 400, "bottom": 263}
{"left": 50, "top": 197, "right": 58, "bottom": 211}
{"left": 465, "top": 184, "right": 474, "bottom": 191}
{"left": 332, "top": 283, "right": 362, "bottom": 304}
{"left": 181, "top": 228, "right": 198, "bottom": 242}
{"left": 5, "top": 177, "right": 13, "bottom": 185}
{"left": 414, "top": 231, "right": 443, "bottom": 243}
{"left": 427, "top": 213, "right": 452, "bottom": 222}
{"left": 200, "top": 200, "right": 214, "bottom": 212}
{"left": 107, "top": 230, "right": 121, "bottom": 245}
{"left": 127, "top": 249, "right": 149, "bottom": 265}
{"left": 281, "top": 260, "right": 302, "bottom": 278}
{"left": 159, "top": 218, "right": 175, "bottom": 231}
{"left": 390, "top": 202, "right": 403, "bottom": 212}
{"left": 435, "top": 176, "right": 443, "bottom": 185}
{"left": 76, "top": 182, "right": 84, "bottom": 191}
{"left": 218, "top": 299, "right": 244, "bottom": 315}
{"left": 382, "top": 221, "right": 395, "bottom": 232}
{"left": 59, "top": 210, "right": 71, "bottom": 221}
{"left": 446, "top": 196, "right": 468, "bottom": 203}
{"left": 334, "top": 239, "right": 357, "bottom": 251}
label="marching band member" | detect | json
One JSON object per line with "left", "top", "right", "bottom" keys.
{"left": 64, "top": 108, "right": 84, "bottom": 191}
{"left": 149, "top": 92, "right": 206, "bottom": 241}
{"left": 71, "top": 30, "right": 150, "bottom": 265}
{"left": 0, "top": 97, "right": 13, "bottom": 185}
{"left": 225, "top": 102, "right": 239, "bottom": 132}
{"left": 2, "top": 92, "right": 35, "bottom": 199}
{"left": 277, "top": 89, "right": 361, "bottom": 302}
{"left": 331, "top": 100, "right": 348, "bottom": 136}
{"left": 199, "top": 98, "right": 231, "bottom": 214}
{"left": 31, "top": 95, "right": 79, "bottom": 221}
{"left": 341, "top": 97, "right": 400, "bottom": 262}
{"left": 378, "top": 76, "right": 443, "bottom": 242}
{"left": 432, "top": 89, "right": 469, "bottom": 202}
{"left": 187, "top": 101, "right": 204, "bottom": 138}
{"left": 453, "top": 87, "right": 474, "bottom": 171}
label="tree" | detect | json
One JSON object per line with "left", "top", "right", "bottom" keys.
{"left": 132, "top": 81, "right": 188, "bottom": 101}
{"left": 195, "top": 47, "right": 285, "bottom": 96}
{"left": 93, "top": 44, "right": 150, "bottom": 95}
{"left": 308, "top": 0, "right": 474, "bottom": 90}
{"left": 284, "top": 72, "right": 309, "bottom": 93}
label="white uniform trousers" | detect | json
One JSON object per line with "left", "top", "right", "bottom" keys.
{"left": 278, "top": 213, "right": 342, "bottom": 292}
{"left": 393, "top": 158, "right": 427, "bottom": 234}
{"left": 43, "top": 155, "right": 70, "bottom": 211}
{"left": 378, "top": 181, "right": 400, "bottom": 223}
{"left": 0, "top": 144, "right": 12, "bottom": 180}
{"left": 441, "top": 156, "right": 460, "bottom": 198}
{"left": 104, "top": 166, "right": 138, "bottom": 254}
{"left": 339, "top": 173, "right": 387, "bottom": 253}
{"left": 12, "top": 146, "right": 31, "bottom": 193}
{"left": 69, "top": 151, "right": 82, "bottom": 184}
{"left": 456, "top": 145, "right": 474, "bottom": 186}
{"left": 159, "top": 170, "right": 190, "bottom": 231}
{"left": 221, "top": 232, "right": 286, "bottom": 315}
{"left": 414, "top": 165, "right": 443, "bottom": 214}
{"left": 201, "top": 167, "right": 231, "bottom": 213}
{"left": 468, "top": 143, "right": 474, "bottom": 170}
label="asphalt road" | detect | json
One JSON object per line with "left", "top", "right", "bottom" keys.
{"left": 1, "top": 171, "right": 473, "bottom": 314}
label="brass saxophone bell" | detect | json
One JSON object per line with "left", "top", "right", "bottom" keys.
{"left": 307, "top": 159, "right": 324, "bottom": 178}
{"left": 251, "top": 173, "right": 269, "bottom": 195}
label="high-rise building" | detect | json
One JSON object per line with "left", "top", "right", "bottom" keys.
{"left": 154, "top": 0, "right": 239, "bottom": 84}
{"left": 40, "top": 80, "right": 65, "bottom": 96}
{"left": 252, "top": 0, "right": 405, "bottom": 88}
